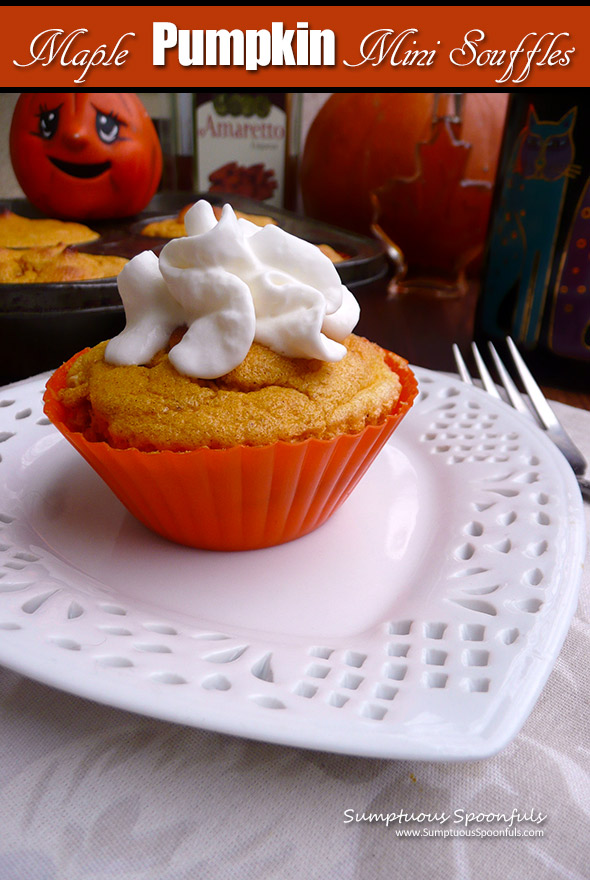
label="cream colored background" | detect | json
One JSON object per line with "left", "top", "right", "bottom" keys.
{"left": 0, "top": 91, "right": 331, "bottom": 202}
{"left": 0, "top": 93, "right": 20, "bottom": 196}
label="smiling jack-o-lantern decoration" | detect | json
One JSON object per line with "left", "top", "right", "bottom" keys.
{"left": 10, "top": 92, "right": 163, "bottom": 220}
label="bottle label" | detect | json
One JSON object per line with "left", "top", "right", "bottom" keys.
{"left": 195, "top": 93, "right": 287, "bottom": 207}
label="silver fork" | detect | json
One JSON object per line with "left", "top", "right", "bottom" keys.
{"left": 453, "top": 337, "right": 590, "bottom": 502}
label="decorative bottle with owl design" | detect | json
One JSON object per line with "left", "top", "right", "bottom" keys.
{"left": 476, "top": 89, "right": 590, "bottom": 388}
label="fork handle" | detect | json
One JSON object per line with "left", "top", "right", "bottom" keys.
{"left": 577, "top": 476, "right": 590, "bottom": 502}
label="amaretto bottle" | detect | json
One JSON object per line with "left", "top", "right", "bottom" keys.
{"left": 193, "top": 92, "right": 302, "bottom": 210}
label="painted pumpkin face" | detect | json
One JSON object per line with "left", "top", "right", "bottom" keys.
{"left": 9, "top": 92, "right": 163, "bottom": 220}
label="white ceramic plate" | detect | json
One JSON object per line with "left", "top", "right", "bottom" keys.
{"left": 0, "top": 367, "right": 585, "bottom": 761}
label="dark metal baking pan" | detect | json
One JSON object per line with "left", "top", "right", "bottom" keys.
{"left": 1, "top": 194, "right": 390, "bottom": 385}
{"left": 129, "top": 192, "right": 390, "bottom": 291}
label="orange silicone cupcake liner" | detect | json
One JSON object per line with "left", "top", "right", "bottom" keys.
{"left": 43, "top": 349, "right": 419, "bottom": 552}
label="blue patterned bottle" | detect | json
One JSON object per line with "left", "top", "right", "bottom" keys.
{"left": 477, "top": 89, "right": 590, "bottom": 388}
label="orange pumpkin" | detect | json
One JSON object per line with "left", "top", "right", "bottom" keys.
{"left": 9, "top": 92, "right": 163, "bottom": 220}
{"left": 300, "top": 92, "right": 508, "bottom": 277}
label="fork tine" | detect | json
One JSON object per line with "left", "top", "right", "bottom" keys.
{"left": 505, "top": 337, "right": 561, "bottom": 432}
{"left": 452, "top": 343, "right": 473, "bottom": 384}
{"left": 487, "top": 341, "right": 536, "bottom": 423}
{"left": 470, "top": 342, "right": 502, "bottom": 398}
{"left": 452, "top": 338, "right": 588, "bottom": 491}
{"left": 505, "top": 337, "right": 587, "bottom": 475}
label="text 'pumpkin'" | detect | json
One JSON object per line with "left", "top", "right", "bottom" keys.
{"left": 10, "top": 92, "right": 163, "bottom": 220}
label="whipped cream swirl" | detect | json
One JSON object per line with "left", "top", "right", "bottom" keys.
{"left": 105, "top": 200, "right": 360, "bottom": 379}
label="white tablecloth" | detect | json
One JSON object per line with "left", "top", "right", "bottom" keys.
{"left": 0, "top": 399, "right": 588, "bottom": 880}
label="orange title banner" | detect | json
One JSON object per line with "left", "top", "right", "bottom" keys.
{"left": 1, "top": 6, "right": 589, "bottom": 89}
